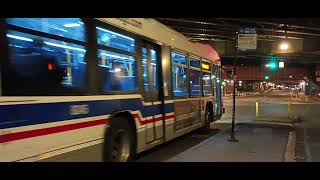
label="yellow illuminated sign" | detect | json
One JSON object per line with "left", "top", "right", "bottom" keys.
{"left": 202, "top": 63, "right": 210, "bottom": 70}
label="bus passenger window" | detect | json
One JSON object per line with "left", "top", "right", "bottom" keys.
{"left": 4, "top": 30, "right": 87, "bottom": 95}
{"left": 189, "top": 56, "right": 201, "bottom": 96}
{"left": 98, "top": 50, "right": 137, "bottom": 92}
{"left": 7, "top": 18, "right": 85, "bottom": 42}
{"left": 150, "top": 49, "right": 158, "bottom": 96}
{"left": 189, "top": 57, "right": 200, "bottom": 68}
{"left": 96, "top": 26, "right": 135, "bottom": 53}
{"left": 212, "top": 64, "right": 216, "bottom": 96}
{"left": 172, "top": 52, "right": 188, "bottom": 97}
{"left": 142, "top": 48, "right": 149, "bottom": 93}
{"left": 190, "top": 70, "right": 201, "bottom": 96}
{"left": 172, "top": 52, "right": 187, "bottom": 65}
{"left": 202, "top": 72, "right": 213, "bottom": 96}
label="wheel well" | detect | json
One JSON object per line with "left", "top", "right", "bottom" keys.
{"left": 112, "top": 111, "right": 137, "bottom": 133}
{"left": 111, "top": 111, "right": 137, "bottom": 150}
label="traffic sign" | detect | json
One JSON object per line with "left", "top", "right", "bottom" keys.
{"left": 238, "top": 27, "right": 257, "bottom": 51}
{"left": 279, "top": 61, "right": 284, "bottom": 68}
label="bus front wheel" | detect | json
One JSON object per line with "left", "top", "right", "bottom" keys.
{"left": 103, "top": 117, "right": 136, "bottom": 162}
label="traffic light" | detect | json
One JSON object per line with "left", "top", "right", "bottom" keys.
{"left": 268, "top": 62, "right": 277, "bottom": 70}
{"left": 265, "top": 56, "right": 279, "bottom": 70}
{"left": 266, "top": 61, "right": 278, "bottom": 70}
{"left": 264, "top": 75, "right": 269, "bottom": 80}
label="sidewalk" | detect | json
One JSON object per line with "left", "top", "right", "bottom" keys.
{"left": 166, "top": 123, "right": 294, "bottom": 162}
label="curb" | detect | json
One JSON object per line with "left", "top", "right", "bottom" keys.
{"left": 236, "top": 121, "right": 295, "bottom": 130}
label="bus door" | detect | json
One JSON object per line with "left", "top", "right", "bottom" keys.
{"left": 141, "top": 42, "right": 164, "bottom": 143}
{"left": 213, "top": 65, "right": 222, "bottom": 116}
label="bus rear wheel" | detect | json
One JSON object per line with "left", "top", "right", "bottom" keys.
{"left": 103, "top": 117, "right": 135, "bottom": 162}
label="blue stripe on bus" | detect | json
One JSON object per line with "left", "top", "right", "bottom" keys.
{"left": 0, "top": 99, "right": 174, "bottom": 129}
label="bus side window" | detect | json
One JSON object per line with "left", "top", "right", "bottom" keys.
{"left": 4, "top": 18, "right": 87, "bottom": 95}
{"left": 98, "top": 50, "right": 137, "bottom": 92}
{"left": 189, "top": 56, "right": 201, "bottom": 96}
{"left": 7, "top": 18, "right": 85, "bottom": 42}
{"left": 171, "top": 52, "right": 189, "bottom": 97}
{"left": 96, "top": 25, "right": 138, "bottom": 93}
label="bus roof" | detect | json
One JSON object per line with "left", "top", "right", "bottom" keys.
{"left": 97, "top": 18, "right": 220, "bottom": 65}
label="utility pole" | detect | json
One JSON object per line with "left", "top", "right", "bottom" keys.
{"left": 228, "top": 31, "right": 239, "bottom": 142}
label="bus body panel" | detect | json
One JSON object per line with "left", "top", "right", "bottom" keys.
{"left": 0, "top": 95, "right": 174, "bottom": 161}
{"left": 0, "top": 18, "right": 222, "bottom": 161}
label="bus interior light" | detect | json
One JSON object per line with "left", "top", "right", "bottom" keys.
{"left": 7, "top": 34, "right": 33, "bottom": 42}
{"left": 63, "top": 23, "right": 81, "bottom": 27}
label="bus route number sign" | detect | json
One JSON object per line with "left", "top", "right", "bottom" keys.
{"left": 238, "top": 27, "right": 257, "bottom": 51}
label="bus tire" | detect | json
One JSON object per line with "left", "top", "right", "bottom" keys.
{"left": 103, "top": 116, "right": 136, "bottom": 162}
{"left": 204, "top": 107, "right": 213, "bottom": 129}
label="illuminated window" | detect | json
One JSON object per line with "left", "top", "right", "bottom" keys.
{"left": 151, "top": 49, "right": 158, "bottom": 97}
{"left": 189, "top": 70, "right": 201, "bottom": 96}
{"left": 172, "top": 52, "right": 187, "bottom": 65}
{"left": 172, "top": 52, "right": 188, "bottom": 97}
{"left": 7, "top": 18, "right": 85, "bottom": 42}
{"left": 97, "top": 26, "right": 135, "bottom": 52}
{"left": 189, "top": 57, "right": 200, "bottom": 68}
{"left": 98, "top": 50, "right": 137, "bottom": 92}
{"left": 201, "top": 62, "right": 211, "bottom": 71}
{"left": 142, "top": 47, "right": 149, "bottom": 93}
{"left": 189, "top": 56, "right": 201, "bottom": 96}
{"left": 202, "top": 72, "right": 212, "bottom": 96}
{"left": 5, "top": 30, "right": 86, "bottom": 95}
{"left": 172, "top": 65, "right": 188, "bottom": 97}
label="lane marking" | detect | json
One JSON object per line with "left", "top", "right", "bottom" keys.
{"left": 284, "top": 131, "right": 296, "bottom": 162}
{"left": 304, "top": 128, "right": 312, "bottom": 162}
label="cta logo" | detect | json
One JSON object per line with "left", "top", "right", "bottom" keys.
{"left": 69, "top": 105, "right": 89, "bottom": 115}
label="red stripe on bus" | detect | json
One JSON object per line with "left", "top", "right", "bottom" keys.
{"left": 0, "top": 113, "right": 175, "bottom": 143}
{"left": 0, "top": 119, "right": 107, "bottom": 143}
{"left": 133, "top": 114, "right": 175, "bottom": 125}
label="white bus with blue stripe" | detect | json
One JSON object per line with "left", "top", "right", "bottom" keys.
{"left": 0, "top": 18, "right": 223, "bottom": 162}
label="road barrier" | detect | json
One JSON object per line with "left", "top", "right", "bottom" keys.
{"left": 255, "top": 101, "right": 299, "bottom": 123}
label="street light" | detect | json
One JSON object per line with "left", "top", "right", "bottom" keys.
{"left": 279, "top": 42, "right": 289, "bottom": 50}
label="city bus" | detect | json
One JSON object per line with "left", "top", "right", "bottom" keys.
{"left": 0, "top": 18, "right": 223, "bottom": 162}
